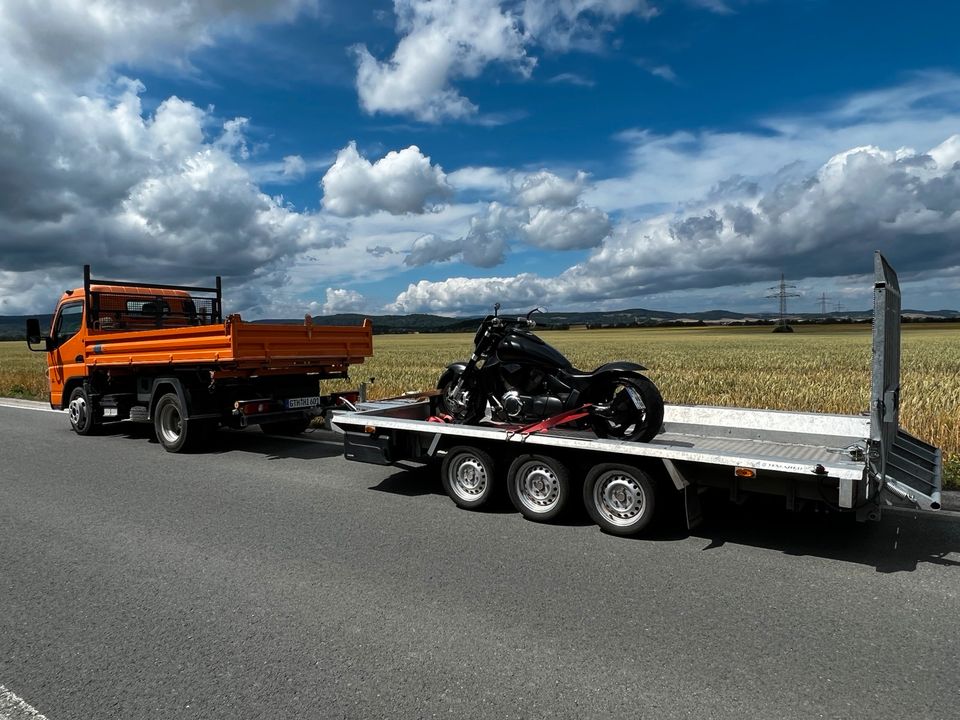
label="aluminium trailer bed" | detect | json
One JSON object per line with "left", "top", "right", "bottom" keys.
{"left": 331, "top": 254, "right": 944, "bottom": 536}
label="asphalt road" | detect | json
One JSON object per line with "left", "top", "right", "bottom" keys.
{"left": 1, "top": 402, "right": 959, "bottom": 720}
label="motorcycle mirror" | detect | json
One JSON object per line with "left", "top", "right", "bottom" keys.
{"left": 494, "top": 302, "right": 501, "bottom": 317}
{"left": 525, "top": 307, "right": 545, "bottom": 320}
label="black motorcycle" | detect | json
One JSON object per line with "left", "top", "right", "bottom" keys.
{"left": 437, "top": 305, "right": 664, "bottom": 442}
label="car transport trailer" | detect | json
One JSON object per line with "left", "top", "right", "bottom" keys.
{"left": 331, "top": 254, "right": 945, "bottom": 536}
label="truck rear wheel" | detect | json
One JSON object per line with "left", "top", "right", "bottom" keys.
{"left": 507, "top": 454, "right": 572, "bottom": 522}
{"left": 154, "top": 392, "right": 209, "bottom": 453}
{"left": 441, "top": 445, "right": 498, "bottom": 509}
{"left": 583, "top": 463, "right": 656, "bottom": 536}
{"left": 67, "top": 386, "right": 98, "bottom": 436}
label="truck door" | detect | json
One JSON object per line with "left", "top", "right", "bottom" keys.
{"left": 48, "top": 300, "right": 86, "bottom": 407}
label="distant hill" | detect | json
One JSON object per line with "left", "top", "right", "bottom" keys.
{"left": 2, "top": 307, "right": 958, "bottom": 341}
{"left": 0, "top": 314, "right": 52, "bottom": 341}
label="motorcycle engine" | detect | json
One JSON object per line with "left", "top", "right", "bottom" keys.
{"left": 499, "top": 390, "right": 564, "bottom": 420}
{"left": 502, "top": 365, "right": 545, "bottom": 394}
{"left": 501, "top": 390, "right": 525, "bottom": 418}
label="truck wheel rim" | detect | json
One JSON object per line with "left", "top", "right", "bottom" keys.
{"left": 450, "top": 456, "right": 487, "bottom": 500}
{"left": 594, "top": 471, "right": 645, "bottom": 526}
{"left": 517, "top": 463, "right": 560, "bottom": 513}
{"left": 158, "top": 403, "right": 183, "bottom": 444}
{"left": 68, "top": 396, "right": 86, "bottom": 428}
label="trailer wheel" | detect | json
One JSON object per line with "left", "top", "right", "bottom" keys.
{"left": 507, "top": 454, "right": 572, "bottom": 522}
{"left": 67, "top": 386, "right": 98, "bottom": 436}
{"left": 154, "top": 392, "right": 207, "bottom": 453}
{"left": 583, "top": 464, "right": 656, "bottom": 536}
{"left": 441, "top": 445, "right": 498, "bottom": 509}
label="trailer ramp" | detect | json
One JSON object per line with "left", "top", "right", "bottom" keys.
{"left": 868, "top": 252, "right": 942, "bottom": 512}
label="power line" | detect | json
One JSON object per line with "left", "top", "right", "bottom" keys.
{"left": 818, "top": 292, "right": 830, "bottom": 315}
{"left": 766, "top": 273, "right": 800, "bottom": 331}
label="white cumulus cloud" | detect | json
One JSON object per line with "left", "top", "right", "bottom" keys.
{"left": 321, "top": 142, "right": 452, "bottom": 217}
{"left": 353, "top": 0, "right": 656, "bottom": 122}
{"left": 0, "top": 0, "right": 317, "bottom": 84}
{"left": 0, "top": 1, "right": 349, "bottom": 317}
{"left": 353, "top": 0, "right": 532, "bottom": 122}
{"left": 389, "top": 134, "right": 960, "bottom": 312}
{"left": 318, "top": 287, "right": 367, "bottom": 314}
{"left": 521, "top": 205, "right": 612, "bottom": 249}
{"left": 515, "top": 170, "right": 588, "bottom": 207}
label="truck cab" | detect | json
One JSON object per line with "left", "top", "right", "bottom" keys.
{"left": 29, "top": 284, "right": 216, "bottom": 409}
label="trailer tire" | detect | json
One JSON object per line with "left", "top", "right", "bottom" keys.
{"left": 154, "top": 392, "right": 205, "bottom": 453}
{"left": 67, "top": 386, "right": 98, "bottom": 436}
{"left": 508, "top": 454, "right": 572, "bottom": 522}
{"left": 441, "top": 445, "right": 499, "bottom": 509}
{"left": 583, "top": 463, "right": 656, "bottom": 536}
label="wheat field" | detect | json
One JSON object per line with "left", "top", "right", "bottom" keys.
{"left": 2, "top": 323, "right": 958, "bottom": 486}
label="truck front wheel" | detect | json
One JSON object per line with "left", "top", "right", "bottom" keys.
{"left": 68, "top": 386, "right": 98, "bottom": 436}
{"left": 154, "top": 392, "right": 208, "bottom": 453}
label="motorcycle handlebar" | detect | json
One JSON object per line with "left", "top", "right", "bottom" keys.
{"left": 488, "top": 317, "right": 535, "bottom": 330}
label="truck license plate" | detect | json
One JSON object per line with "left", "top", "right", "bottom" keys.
{"left": 285, "top": 396, "right": 321, "bottom": 409}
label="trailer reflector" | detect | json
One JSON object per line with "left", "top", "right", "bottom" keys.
{"left": 734, "top": 467, "right": 756, "bottom": 478}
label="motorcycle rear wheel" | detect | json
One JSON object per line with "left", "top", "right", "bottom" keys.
{"left": 589, "top": 374, "right": 664, "bottom": 443}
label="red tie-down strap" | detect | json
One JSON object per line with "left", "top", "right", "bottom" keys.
{"left": 514, "top": 404, "right": 593, "bottom": 436}
{"left": 427, "top": 414, "right": 455, "bottom": 423}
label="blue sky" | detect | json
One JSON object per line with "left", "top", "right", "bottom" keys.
{"left": 1, "top": 0, "right": 959, "bottom": 317}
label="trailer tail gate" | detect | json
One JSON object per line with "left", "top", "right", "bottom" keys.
{"left": 867, "top": 252, "right": 942, "bottom": 512}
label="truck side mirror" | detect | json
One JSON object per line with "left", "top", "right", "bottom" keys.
{"left": 25, "top": 318, "right": 48, "bottom": 352}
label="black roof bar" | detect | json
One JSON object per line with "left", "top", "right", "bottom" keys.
{"left": 83, "top": 264, "right": 221, "bottom": 294}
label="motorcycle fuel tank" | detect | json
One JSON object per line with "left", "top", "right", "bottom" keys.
{"left": 497, "top": 331, "right": 571, "bottom": 369}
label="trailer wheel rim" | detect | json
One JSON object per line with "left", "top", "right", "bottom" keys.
{"left": 449, "top": 455, "right": 488, "bottom": 501}
{"left": 516, "top": 463, "right": 561, "bottom": 513}
{"left": 68, "top": 396, "right": 87, "bottom": 428}
{"left": 157, "top": 402, "right": 183, "bottom": 445}
{"left": 594, "top": 471, "right": 646, "bottom": 527}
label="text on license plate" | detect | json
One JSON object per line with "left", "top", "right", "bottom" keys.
{"left": 285, "top": 396, "right": 321, "bottom": 409}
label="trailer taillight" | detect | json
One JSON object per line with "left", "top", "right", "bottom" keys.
{"left": 734, "top": 467, "right": 756, "bottom": 478}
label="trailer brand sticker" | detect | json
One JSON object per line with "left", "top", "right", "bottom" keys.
{"left": 285, "top": 396, "right": 321, "bottom": 409}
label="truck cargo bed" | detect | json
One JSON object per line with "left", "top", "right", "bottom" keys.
{"left": 83, "top": 318, "right": 373, "bottom": 375}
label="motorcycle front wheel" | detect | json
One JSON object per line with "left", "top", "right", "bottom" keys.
{"left": 437, "top": 372, "right": 485, "bottom": 424}
{"left": 589, "top": 374, "right": 664, "bottom": 443}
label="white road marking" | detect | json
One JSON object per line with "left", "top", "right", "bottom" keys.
{"left": 0, "top": 685, "right": 49, "bottom": 720}
{"left": 0, "top": 399, "right": 63, "bottom": 414}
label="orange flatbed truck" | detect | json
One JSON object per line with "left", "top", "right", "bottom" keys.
{"left": 25, "top": 265, "right": 373, "bottom": 452}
